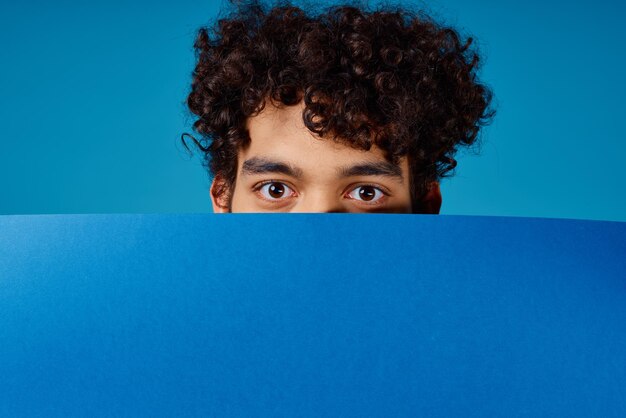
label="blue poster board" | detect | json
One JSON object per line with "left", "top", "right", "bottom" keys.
{"left": 1, "top": 214, "right": 625, "bottom": 416}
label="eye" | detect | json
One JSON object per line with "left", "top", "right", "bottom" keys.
{"left": 256, "top": 182, "right": 296, "bottom": 201}
{"left": 346, "top": 185, "right": 386, "bottom": 204}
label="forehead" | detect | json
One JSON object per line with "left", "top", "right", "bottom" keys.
{"left": 242, "top": 100, "right": 406, "bottom": 173}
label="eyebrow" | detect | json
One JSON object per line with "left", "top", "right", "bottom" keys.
{"left": 241, "top": 157, "right": 304, "bottom": 179}
{"left": 241, "top": 156, "right": 404, "bottom": 182}
{"left": 338, "top": 161, "right": 404, "bottom": 182}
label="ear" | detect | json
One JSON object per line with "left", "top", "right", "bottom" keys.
{"left": 210, "top": 176, "right": 230, "bottom": 213}
{"left": 419, "top": 181, "right": 442, "bottom": 214}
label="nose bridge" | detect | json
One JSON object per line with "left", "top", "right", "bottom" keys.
{"left": 293, "top": 188, "right": 346, "bottom": 213}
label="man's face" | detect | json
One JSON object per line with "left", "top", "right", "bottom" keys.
{"left": 211, "top": 100, "right": 414, "bottom": 213}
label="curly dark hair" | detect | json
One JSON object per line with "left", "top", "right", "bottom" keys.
{"left": 184, "top": 0, "right": 494, "bottom": 212}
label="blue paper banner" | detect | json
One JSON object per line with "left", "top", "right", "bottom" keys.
{"left": 1, "top": 214, "right": 625, "bottom": 416}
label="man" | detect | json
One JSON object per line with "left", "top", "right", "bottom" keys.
{"left": 184, "top": 0, "right": 493, "bottom": 213}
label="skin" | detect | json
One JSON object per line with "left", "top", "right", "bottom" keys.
{"left": 210, "top": 100, "right": 441, "bottom": 213}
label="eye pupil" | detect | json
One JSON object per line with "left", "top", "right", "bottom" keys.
{"left": 359, "top": 186, "right": 376, "bottom": 201}
{"left": 268, "top": 183, "right": 285, "bottom": 198}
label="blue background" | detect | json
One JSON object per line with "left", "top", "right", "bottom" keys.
{"left": 1, "top": 0, "right": 624, "bottom": 221}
